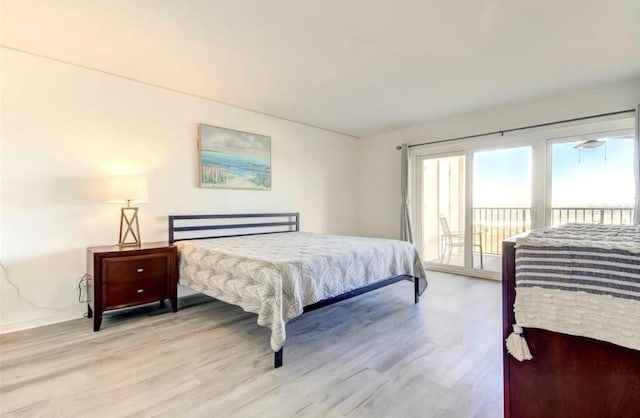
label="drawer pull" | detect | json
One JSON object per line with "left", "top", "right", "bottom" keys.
{"left": 137, "top": 289, "right": 144, "bottom": 293}
{"left": 137, "top": 268, "right": 144, "bottom": 273}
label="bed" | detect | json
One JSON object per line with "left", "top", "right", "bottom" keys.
{"left": 502, "top": 224, "right": 640, "bottom": 418}
{"left": 169, "top": 212, "right": 428, "bottom": 368}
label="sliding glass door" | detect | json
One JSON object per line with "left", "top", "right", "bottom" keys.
{"left": 413, "top": 118, "right": 637, "bottom": 279}
{"left": 472, "top": 147, "right": 532, "bottom": 272}
{"left": 415, "top": 145, "right": 533, "bottom": 277}
{"left": 418, "top": 153, "right": 467, "bottom": 269}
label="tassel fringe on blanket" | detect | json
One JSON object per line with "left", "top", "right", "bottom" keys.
{"left": 506, "top": 325, "right": 532, "bottom": 361}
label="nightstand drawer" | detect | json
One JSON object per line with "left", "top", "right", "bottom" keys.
{"left": 102, "top": 254, "right": 168, "bottom": 283}
{"left": 103, "top": 278, "right": 167, "bottom": 309}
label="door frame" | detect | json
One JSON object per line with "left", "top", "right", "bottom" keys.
{"left": 414, "top": 150, "right": 475, "bottom": 277}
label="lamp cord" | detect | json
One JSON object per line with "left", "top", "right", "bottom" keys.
{"left": 78, "top": 274, "right": 90, "bottom": 303}
{"left": 0, "top": 260, "right": 62, "bottom": 312}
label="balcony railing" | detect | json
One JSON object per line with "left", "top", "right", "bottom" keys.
{"left": 472, "top": 206, "right": 635, "bottom": 256}
{"left": 473, "top": 207, "right": 531, "bottom": 256}
{"left": 551, "top": 207, "right": 634, "bottom": 226}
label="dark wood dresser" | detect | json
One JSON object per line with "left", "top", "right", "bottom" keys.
{"left": 87, "top": 242, "right": 178, "bottom": 331}
{"left": 502, "top": 238, "right": 640, "bottom": 418}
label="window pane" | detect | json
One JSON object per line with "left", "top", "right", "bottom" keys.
{"left": 551, "top": 136, "right": 635, "bottom": 225}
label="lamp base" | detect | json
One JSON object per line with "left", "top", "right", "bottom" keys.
{"left": 118, "top": 241, "right": 141, "bottom": 248}
{"left": 118, "top": 207, "right": 141, "bottom": 247}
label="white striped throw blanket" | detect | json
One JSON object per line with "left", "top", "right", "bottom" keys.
{"left": 506, "top": 223, "right": 640, "bottom": 361}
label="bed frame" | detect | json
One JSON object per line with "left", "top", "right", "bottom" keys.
{"left": 168, "top": 212, "right": 421, "bottom": 368}
{"left": 502, "top": 237, "right": 640, "bottom": 418}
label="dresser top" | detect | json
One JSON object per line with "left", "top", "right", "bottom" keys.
{"left": 502, "top": 231, "right": 531, "bottom": 244}
{"left": 87, "top": 241, "right": 173, "bottom": 255}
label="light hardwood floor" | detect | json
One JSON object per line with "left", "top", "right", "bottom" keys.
{"left": 0, "top": 272, "right": 503, "bottom": 418}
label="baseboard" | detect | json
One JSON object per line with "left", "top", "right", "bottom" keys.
{"left": 0, "top": 286, "right": 201, "bottom": 335}
{"left": 0, "top": 308, "right": 83, "bottom": 335}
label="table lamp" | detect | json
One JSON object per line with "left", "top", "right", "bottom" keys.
{"left": 107, "top": 175, "right": 148, "bottom": 247}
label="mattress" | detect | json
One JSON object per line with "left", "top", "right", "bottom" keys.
{"left": 176, "top": 232, "right": 428, "bottom": 350}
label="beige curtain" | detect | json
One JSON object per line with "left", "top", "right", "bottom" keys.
{"left": 400, "top": 144, "right": 413, "bottom": 242}
{"left": 634, "top": 104, "right": 640, "bottom": 224}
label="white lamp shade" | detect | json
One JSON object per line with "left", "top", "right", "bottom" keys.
{"left": 107, "top": 175, "right": 148, "bottom": 203}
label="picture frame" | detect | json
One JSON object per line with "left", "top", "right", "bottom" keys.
{"left": 198, "top": 124, "right": 272, "bottom": 190}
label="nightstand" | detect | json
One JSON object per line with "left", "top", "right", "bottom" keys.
{"left": 87, "top": 242, "right": 178, "bottom": 331}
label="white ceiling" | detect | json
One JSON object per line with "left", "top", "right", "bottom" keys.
{"left": 2, "top": 0, "right": 640, "bottom": 137}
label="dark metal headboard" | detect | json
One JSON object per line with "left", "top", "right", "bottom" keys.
{"left": 168, "top": 212, "right": 299, "bottom": 244}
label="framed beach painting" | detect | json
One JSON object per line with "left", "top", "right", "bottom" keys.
{"left": 198, "top": 124, "right": 271, "bottom": 190}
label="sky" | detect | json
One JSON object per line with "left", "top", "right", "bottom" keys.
{"left": 200, "top": 124, "right": 270, "bottom": 159}
{"left": 473, "top": 146, "right": 531, "bottom": 207}
{"left": 472, "top": 136, "right": 635, "bottom": 208}
{"left": 551, "top": 136, "right": 635, "bottom": 207}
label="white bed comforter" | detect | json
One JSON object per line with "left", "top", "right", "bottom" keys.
{"left": 176, "top": 232, "right": 427, "bottom": 350}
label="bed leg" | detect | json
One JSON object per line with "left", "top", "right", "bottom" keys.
{"left": 414, "top": 276, "right": 420, "bottom": 304}
{"left": 274, "top": 348, "right": 283, "bottom": 368}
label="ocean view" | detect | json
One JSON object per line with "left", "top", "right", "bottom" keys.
{"left": 201, "top": 150, "right": 271, "bottom": 189}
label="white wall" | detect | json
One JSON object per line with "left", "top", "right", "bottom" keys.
{"left": 357, "top": 78, "right": 640, "bottom": 239}
{"left": 0, "top": 48, "right": 359, "bottom": 333}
